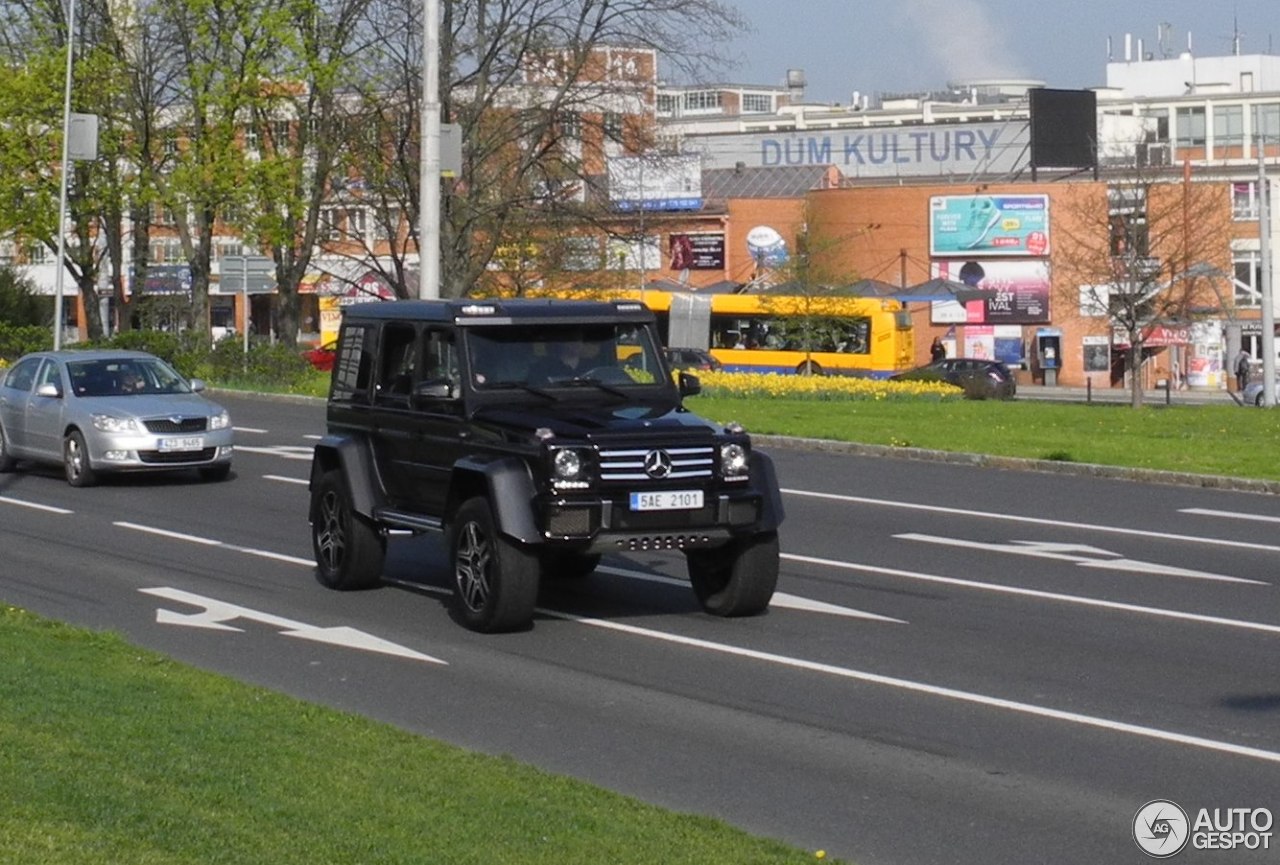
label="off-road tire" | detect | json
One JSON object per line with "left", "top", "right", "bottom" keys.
{"left": 312, "top": 469, "right": 385, "bottom": 590}
{"left": 686, "top": 531, "right": 779, "bottom": 617}
{"left": 451, "top": 496, "right": 540, "bottom": 632}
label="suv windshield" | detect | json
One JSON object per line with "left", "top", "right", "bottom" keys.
{"left": 467, "top": 322, "right": 665, "bottom": 390}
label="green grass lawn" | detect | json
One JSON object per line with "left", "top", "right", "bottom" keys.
{"left": 0, "top": 607, "right": 838, "bottom": 865}
{"left": 687, "top": 396, "right": 1280, "bottom": 482}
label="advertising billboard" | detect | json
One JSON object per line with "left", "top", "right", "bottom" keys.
{"left": 931, "top": 259, "right": 1052, "bottom": 325}
{"left": 669, "top": 233, "right": 725, "bottom": 270}
{"left": 608, "top": 155, "right": 703, "bottom": 211}
{"left": 930, "top": 194, "right": 1050, "bottom": 258}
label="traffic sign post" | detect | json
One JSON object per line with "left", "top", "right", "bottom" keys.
{"left": 219, "top": 256, "right": 275, "bottom": 369}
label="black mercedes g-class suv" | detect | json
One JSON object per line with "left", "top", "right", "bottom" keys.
{"left": 308, "top": 297, "right": 784, "bottom": 632}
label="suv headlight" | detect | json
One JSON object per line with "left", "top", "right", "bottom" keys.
{"left": 209, "top": 410, "right": 231, "bottom": 430}
{"left": 550, "top": 447, "right": 592, "bottom": 489}
{"left": 92, "top": 414, "right": 140, "bottom": 433}
{"left": 720, "top": 442, "right": 749, "bottom": 481}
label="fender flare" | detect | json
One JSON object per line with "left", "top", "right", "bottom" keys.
{"left": 447, "top": 455, "right": 541, "bottom": 545}
{"left": 309, "top": 434, "right": 383, "bottom": 521}
{"left": 749, "top": 450, "right": 786, "bottom": 533}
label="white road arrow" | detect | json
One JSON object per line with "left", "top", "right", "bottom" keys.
{"left": 140, "top": 587, "right": 447, "bottom": 664}
{"left": 894, "top": 535, "right": 1267, "bottom": 585}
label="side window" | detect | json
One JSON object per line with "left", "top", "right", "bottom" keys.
{"left": 331, "top": 324, "right": 375, "bottom": 402}
{"left": 375, "top": 323, "right": 417, "bottom": 405}
{"left": 3, "top": 357, "right": 43, "bottom": 392}
{"left": 420, "top": 328, "right": 458, "bottom": 390}
{"left": 36, "top": 360, "right": 62, "bottom": 391}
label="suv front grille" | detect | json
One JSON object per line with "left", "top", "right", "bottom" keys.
{"left": 598, "top": 445, "right": 714, "bottom": 483}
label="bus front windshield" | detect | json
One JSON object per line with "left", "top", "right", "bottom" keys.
{"left": 467, "top": 323, "right": 666, "bottom": 390}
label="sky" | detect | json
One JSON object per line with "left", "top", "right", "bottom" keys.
{"left": 712, "top": 0, "right": 1279, "bottom": 104}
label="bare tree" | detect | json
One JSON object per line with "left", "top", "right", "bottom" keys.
{"left": 338, "top": 0, "right": 747, "bottom": 299}
{"left": 1052, "top": 164, "right": 1232, "bottom": 408}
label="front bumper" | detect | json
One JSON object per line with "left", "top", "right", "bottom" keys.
{"left": 539, "top": 488, "right": 763, "bottom": 553}
{"left": 86, "top": 427, "right": 235, "bottom": 472}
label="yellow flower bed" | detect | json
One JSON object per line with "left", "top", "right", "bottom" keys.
{"left": 692, "top": 370, "right": 962, "bottom": 401}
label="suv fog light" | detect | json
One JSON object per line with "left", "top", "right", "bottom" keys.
{"left": 103, "top": 450, "right": 128, "bottom": 461}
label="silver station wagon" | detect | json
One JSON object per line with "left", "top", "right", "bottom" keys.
{"left": 0, "top": 349, "right": 234, "bottom": 486}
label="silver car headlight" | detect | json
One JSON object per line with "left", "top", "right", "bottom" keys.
{"left": 208, "top": 410, "right": 231, "bottom": 430}
{"left": 92, "top": 414, "right": 140, "bottom": 433}
{"left": 720, "top": 442, "right": 749, "bottom": 480}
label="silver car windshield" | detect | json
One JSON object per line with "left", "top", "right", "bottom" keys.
{"left": 67, "top": 359, "right": 192, "bottom": 397}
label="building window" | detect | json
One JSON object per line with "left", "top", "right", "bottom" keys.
{"left": 1234, "top": 251, "right": 1262, "bottom": 307}
{"left": 602, "top": 111, "right": 624, "bottom": 140}
{"left": 1212, "top": 105, "right": 1243, "bottom": 156}
{"left": 1252, "top": 103, "right": 1280, "bottom": 143}
{"left": 345, "top": 208, "right": 367, "bottom": 242}
{"left": 243, "top": 125, "right": 259, "bottom": 151}
{"left": 1175, "top": 106, "right": 1206, "bottom": 148}
{"left": 270, "top": 120, "right": 292, "bottom": 151}
{"left": 558, "top": 111, "right": 581, "bottom": 140}
{"left": 656, "top": 94, "right": 677, "bottom": 116}
{"left": 684, "top": 90, "right": 722, "bottom": 112}
{"left": 1232, "top": 182, "right": 1260, "bottom": 220}
{"left": 375, "top": 206, "right": 402, "bottom": 241}
{"left": 320, "top": 207, "right": 343, "bottom": 241}
{"left": 741, "top": 93, "right": 772, "bottom": 113}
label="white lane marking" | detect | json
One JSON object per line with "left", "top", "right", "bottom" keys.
{"left": 115, "top": 521, "right": 313, "bottom": 565}
{"left": 233, "top": 426, "right": 269, "bottom": 434}
{"left": 140, "top": 587, "right": 445, "bottom": 664}
{"left": 236, "top": 445, "right": 313, "bottom": 461}
{"left": 0, "top": 496, "right": 73, "bottom": 515}
{"left": 895, "top": 534, "right": 1266, "bottom": 585}
{"left": 123, "top": 530, "right": 1280, "bottom": 760}
{"left": 1180, "top": 507, "right": 1280, "bottom": 524}
{"left": 539, "top": 609, "right": 1280, "bottom": 765}
{"left": 264, "top": 474, "right": 309, "bottom": 485}
{"left": 303, "top": 434, "right": 322, "bottom": 440}
{"left": 783, "top": 489, "right": 1280, "bottom": 554}
{"left": 597, "top": 564, "right": 905, "bottom": 622}
{"left": 782, "top": 552, "right": 1280, "bottom": 636}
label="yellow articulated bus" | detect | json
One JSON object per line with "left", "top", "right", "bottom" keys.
{"left": 627, "top": 289, "right": 915, "bottom": 378}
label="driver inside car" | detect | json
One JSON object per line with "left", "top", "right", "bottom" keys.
{"left": 531, "top": 331, "right": 604, "bottom": 382}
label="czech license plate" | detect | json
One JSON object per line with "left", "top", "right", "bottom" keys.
{"left": 629, "top": 490, "right": 704, "bottom": 511}
{"left": 159, "top": 436, "right": 204, "bottom": 452}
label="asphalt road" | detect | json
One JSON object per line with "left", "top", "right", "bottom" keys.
{"left": 2, "top": 392, "right": 1278, "bottom": 865}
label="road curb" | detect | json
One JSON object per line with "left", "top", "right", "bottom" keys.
{"left": 753, "top": 434, "right": 1280, "bottom": 497}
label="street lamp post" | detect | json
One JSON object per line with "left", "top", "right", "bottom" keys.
{"left": 1259, "top": 141, "right": 1276, "bottom": 407}
{"left": 418, "top": 0, "right": 441, "bottom": 299}
{"left": 52, "top": 0, "right": 78, "bottom": 350}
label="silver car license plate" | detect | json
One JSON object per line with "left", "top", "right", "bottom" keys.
{"left": 159, "top": 436, "right": 204, "bottom": 452}
{"left": 629, "top": 490, "right": 704, "bottom": 511}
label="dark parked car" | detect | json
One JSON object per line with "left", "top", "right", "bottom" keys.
{"left": 0, "top": 349, "right": 234, "bottom": 486}
{"left": 891, "top": 357, "right": 1017, "bottom": 400}
{"left": 308, "top": 298, "right": 784, "bottom": 633}
{"left": 662, "top": 347, "right": 722, "bottom": 373}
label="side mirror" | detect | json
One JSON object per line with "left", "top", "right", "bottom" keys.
{"left": 189, "top": 378, "right": 207, "bottom": 392}
{"left": 678, "top": 371, "right": 701, "bottom": 397}
{"left": 35, "top": 382, "right": 62, "bottom": 398}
